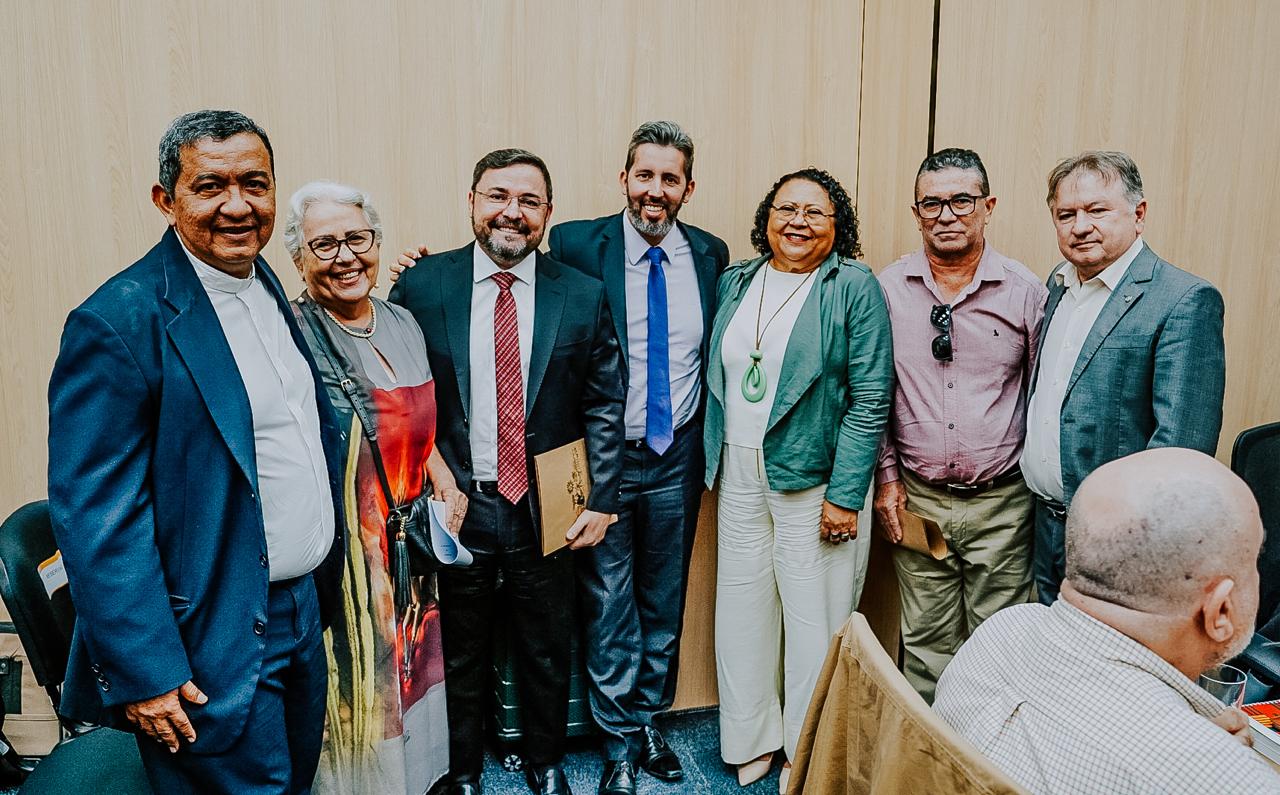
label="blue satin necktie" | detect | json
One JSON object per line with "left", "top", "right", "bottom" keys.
{"left": 645, "top": 246, "right": 673, "bottom": 455}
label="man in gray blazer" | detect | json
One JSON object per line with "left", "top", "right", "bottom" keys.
{"left": 1021, "top": 150, "right": 1226, "bottom": 604}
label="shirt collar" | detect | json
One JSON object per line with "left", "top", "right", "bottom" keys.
{"left": 1056, "top": 236, "right": 1145, "bottom": 291}
{"left": 472, "top": 242, "right": 537, "bottom": 285}
{"left": 622, "top": 210, "right": 687, "bottom": 267}
{"left": 179, "top": 234, "right": 257, "bottom": 295}
{"left": 902, "top": 242, "right": 1003, "bottom": 281}
{"left": 1051, "top": 598, "right": 1226, "bottom": 720}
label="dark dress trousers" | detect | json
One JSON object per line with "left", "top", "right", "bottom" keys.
{"left": 547, "top": 213, "right": 728, "bottom": 761}
{"left": 389, "top": 243, "right": 625, "bottom": 782}
{"left": 1031, "top": 244, "right": 1226, "bottom": 603}
{"left": 46, "top": 228, "right": 346, "bottom": 793}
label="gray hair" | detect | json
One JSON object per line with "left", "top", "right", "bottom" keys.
{"left": 158, "top": 110, "right": 274, "bottom": 197}
{"left": 625, "top": 121, "right": 695, "bottom": 182}
{"left": 1046, "top": 150, "right": 1144, "bottom": 207}
{"left": 916, "top": 148, "right": 990, "bottom": 196}
{"left": 283, "top": 181, "right": 384, "bottom": 264}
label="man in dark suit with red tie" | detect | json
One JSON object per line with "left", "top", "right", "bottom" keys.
{"left": 546, "top": 121, "right": 729, "bottom": 795}
{"left": 390, "top": 148, "right": 624, "bottom": 795}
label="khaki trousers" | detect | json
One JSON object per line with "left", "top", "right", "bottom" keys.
{"left": 892, "top": 469, "right": 1033, "bottom": 703}
{"left": 714, "top": 444, "right": 871, "bottom": 763}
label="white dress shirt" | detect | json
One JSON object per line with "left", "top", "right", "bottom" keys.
{"left": 621, "top": 213, "right": 704, "bottom": 440}
{"left": 182, "top": 243, "right": 334, "bottom": 580}
{"left": 469, "top": 245, "right": 536, "bottom": 480}
{"left": 1021, "top": 236, "right": 1144, "bottom": 502}
{"left": 934, "top": 600, "right": 1280, "bottom": 794}
{"left": 721, "top": 263, "right": 817, "bottom": 448}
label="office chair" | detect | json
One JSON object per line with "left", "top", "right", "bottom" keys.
{"left": 1229, "top": 423, "right": 1280, "bottom": 702}
{"left": 0, "top": 501, "right": 151, "bottom": 793}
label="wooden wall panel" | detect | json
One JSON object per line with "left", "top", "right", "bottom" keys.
{"left": 855, "top": 0, "right": 936, "bottom": 273}
{"left": 0, "top": 0, "right": 865, "bottom": 711}
{"left": 932, "top": 0, "right": 1280, "bottom": 456}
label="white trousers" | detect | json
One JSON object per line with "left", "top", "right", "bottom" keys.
{"left": 714, "top": 444, "right": 871, "bottom": 763}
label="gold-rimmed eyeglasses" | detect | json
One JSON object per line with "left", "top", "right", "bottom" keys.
{"left": 770, "top": 204, "right": 836, "bottom": 224}
{"left": 477, "top": 190, "right": 550, "bottom": 212}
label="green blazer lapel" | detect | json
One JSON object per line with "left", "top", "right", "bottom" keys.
{"left": 767, "top": 253, "right": 837, "bottom": 432}
{"left": 527, "top": 252, "right": 566, "bottom": 414}
{"left": 599, "top": 216, "right": 629, "bottom": 364}
{"left": 1065, "top": 245, "right": 1155, "bottom": 398}
{"left": 441, "top": 245, "right": 474, "bottom": 417}
{"left": 159, "top": 230, "right": 256, "bottom": 486}
{"left": 707, "top": 256, "right": 765, "bottom": 407}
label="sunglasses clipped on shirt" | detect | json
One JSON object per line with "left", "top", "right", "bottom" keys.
{"left": 931, "top": 303, "right": 953, "bottom": 362}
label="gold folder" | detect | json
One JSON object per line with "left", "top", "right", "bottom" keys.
{"left": 533, "top": 438, "right": 592, "bottom": 556}
{"left": 897, "top": 508, "right": 948, "bottom": 560}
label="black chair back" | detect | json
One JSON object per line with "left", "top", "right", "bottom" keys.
{"left": 0, "top": 501, "right": 76, "bottom": 712}
{"left": 1232, "top": 422, "right": 1280, "bottom": 634}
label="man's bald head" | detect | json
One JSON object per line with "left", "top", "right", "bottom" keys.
{"left": 1065, "top": 448, "right": 1262, "bottom": 614}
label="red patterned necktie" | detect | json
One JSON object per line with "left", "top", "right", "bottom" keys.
{"left": 491, "top": 270, "right": 528, "bottom": 503}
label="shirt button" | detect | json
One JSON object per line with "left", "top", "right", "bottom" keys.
{"left": 948, "top": 423, "right": 955, "bottom": 429}
{"left": 947, "top": 382, "right": 954, "bottom": 389}
{"left": 949, "top": 463, "right": 958, "bottom": 469}
{"left": 253, "top": 620, "right": 266, "bottom": 636}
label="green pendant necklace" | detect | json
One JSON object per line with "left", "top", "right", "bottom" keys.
{"left": 741, "top": 263, "right": 817, "bottom": 402}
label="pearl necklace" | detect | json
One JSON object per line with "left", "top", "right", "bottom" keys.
{"left": 322, "top": 301, "right": 376, "bottom": 339}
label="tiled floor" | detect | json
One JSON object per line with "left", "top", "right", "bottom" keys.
{"left": 480, "top": 709, "right": 784, "bottom": 794}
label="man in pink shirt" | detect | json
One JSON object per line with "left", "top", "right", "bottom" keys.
{"left": 874, "top": 149, "right": 1048, "bottom": 701}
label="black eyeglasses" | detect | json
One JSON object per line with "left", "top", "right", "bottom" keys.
{"left": 914, "top": 194, "right": 987, "bottom": 219}
{"left": 930, "top": 303, "right": 953, "bottom": 362}
{"left": 307, "top": 229, "right": 377, "bottom": 261}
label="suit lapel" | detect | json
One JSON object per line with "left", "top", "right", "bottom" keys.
{"left": 1029, "top": 266, "right": 1068, "bottom": 397}
{"left": 599, "top": 216, "right": 629, "bottom": 365}
{"left": 441, "top": 245, "right": 475, "bottom": 417}
{"left": 1064, "top": 245, "right": 1155, "bottom": 398}
{"left": 684, "top": 222, "right": 718, "bottom": 350}
{"left": 526, "top": 252, "right": 566, "bottom": 415}
{"left": 159, "top": 229, "right": 257, "bottom": 486}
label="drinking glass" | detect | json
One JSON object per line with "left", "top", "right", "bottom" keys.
{"left": 1198, "top": 663, "right": 1248, "bottom": 707}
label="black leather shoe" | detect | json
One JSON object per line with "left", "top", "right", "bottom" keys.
{"left": 525, "top": 763, "right": 572, "bottom": 795}
{"left": 598, "top": 760, "right": 636, "bottom": 795}
{"left": 637, "top": 726, "right": 683, "bottom": 781}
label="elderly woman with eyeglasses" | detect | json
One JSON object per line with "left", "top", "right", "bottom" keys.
{"left": 703, "top": 168, "right": 893, "bottom": 789}
{"left": 283, "top": 181, "right": 467, "bottom": 794}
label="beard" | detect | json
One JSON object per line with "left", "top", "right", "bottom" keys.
{"left": 626, "top": 195, "right": 681, "bottom": 240}
{"left": 475, "top": 216, "right": 538, "bottom": 264}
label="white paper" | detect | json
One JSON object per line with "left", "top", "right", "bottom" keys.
{"left": 37, "top": 549, "right": 68, "bottom": 598}
{"left": 427, "top": 499, "right": 473, "bottom": 566}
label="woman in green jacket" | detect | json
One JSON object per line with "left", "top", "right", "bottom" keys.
{"left": 705, "top": 168, "right": 893, "bottom": 789}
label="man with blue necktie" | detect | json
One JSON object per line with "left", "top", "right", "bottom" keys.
{"left": 547, "top": 121, "right": 729, "bottom": 795}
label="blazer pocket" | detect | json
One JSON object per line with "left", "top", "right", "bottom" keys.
{"left": 552, "top": 335, "right": 589, "bottom": 356}
{"left": 1100, "top": 333, "right": 1151, "bottom": 350}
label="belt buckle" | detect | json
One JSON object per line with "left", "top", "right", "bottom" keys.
{"left": 945, "top": 482, "right": 981, "bottom": 496}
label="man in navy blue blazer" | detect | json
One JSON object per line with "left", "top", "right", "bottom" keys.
{"left": 47, "top": 110, "right": 344, "bottom": 794}
{"left": 546, "top": 122, "right": 729, "bottom": 795}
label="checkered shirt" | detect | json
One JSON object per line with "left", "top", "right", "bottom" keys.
{"left": 933, "top": 600, "right": 1280, "bottom": 794}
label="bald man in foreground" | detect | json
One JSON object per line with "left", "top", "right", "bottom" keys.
{"left": 933, "top": 448, "right": 1280, "bottom": 794}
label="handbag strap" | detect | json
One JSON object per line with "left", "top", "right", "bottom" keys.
{"left": 294, "top": 299, "right": 400, "bottom": 514}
